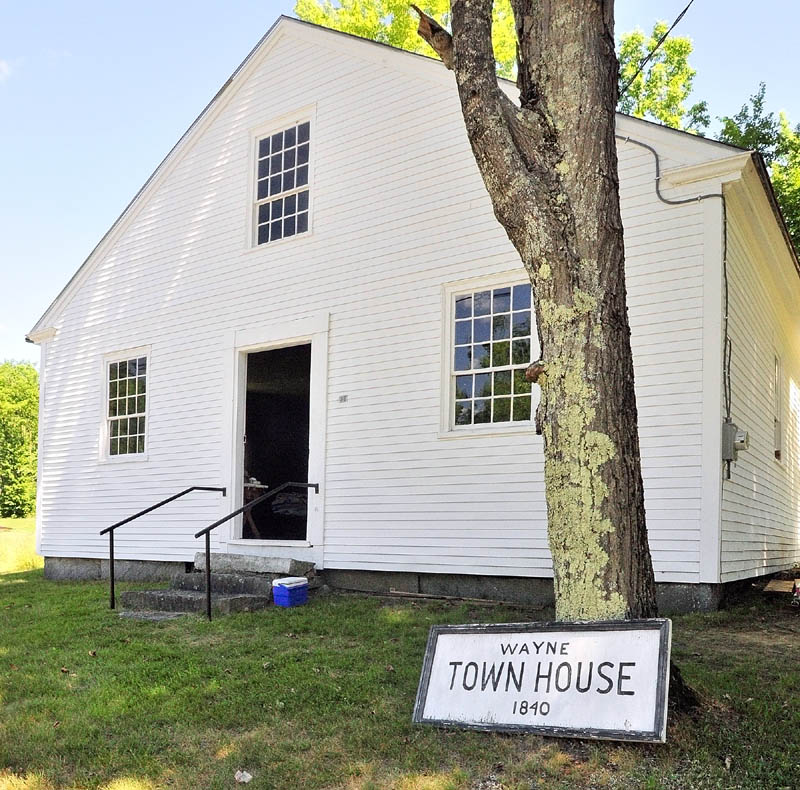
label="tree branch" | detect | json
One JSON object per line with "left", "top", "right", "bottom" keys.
{"left": 410, "top": 5, "right": 453, "bottom": 69}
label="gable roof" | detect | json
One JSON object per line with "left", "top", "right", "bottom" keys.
{"left": 26, "top": 15, "right": 798, "bottom": 340}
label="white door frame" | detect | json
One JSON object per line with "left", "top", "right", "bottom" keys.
{"left": 220, "top": 313, "right": 328, "bottom": 568}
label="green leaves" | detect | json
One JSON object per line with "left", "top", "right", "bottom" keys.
{"left": 617, "top": 21, "right": 708, "bottom": 133}
{"left": 719, "top": 83, "right": 800, "bottom": 253}
{"left": 0, "top": 361, "right": 38, "bottom": 517}
{"left": 293, "top": 0, "right": 517, "bottom": 78}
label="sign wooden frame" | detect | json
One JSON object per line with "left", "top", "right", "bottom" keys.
{"left": 413, "top": 619, "right": 671, "bottom": 743}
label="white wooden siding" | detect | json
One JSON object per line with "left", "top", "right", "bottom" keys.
{"left": 720, "top": 182, "right": 800, "bottom": 581}
{"left": 36, "top": 20, "right": 737, "bottom": 581}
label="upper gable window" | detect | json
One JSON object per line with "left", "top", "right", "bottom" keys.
{"left": 255, "top": 120, "right": 311, "bottom": 245}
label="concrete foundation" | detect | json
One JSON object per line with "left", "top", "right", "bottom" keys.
{"left": 44, "top": 557, "right": 727, "bottom": 614}
{"left": 44, "top": 557, "right": 186, "bottom": 582}
{"left": 322, "top": 569, "right": 725, "bottom": 615}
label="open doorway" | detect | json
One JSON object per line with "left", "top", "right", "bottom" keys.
{"left": 242, "top": 343, "right": 311, "bottom": 540}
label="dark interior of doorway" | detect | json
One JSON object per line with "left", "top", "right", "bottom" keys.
{"left": 243, "top": 344, "right": 310, "bottom": 540}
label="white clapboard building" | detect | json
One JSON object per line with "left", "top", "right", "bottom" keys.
{"left": 27, "top": 17, "right": 800, "bottom": 611}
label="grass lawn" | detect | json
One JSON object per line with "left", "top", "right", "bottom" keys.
{"left": 1, "top": 540, "right": 798, "bottom": 789}
{"left": 0, "top": 518, "right": 41, "bottom": 575}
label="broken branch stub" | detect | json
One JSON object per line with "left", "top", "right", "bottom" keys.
{"left": 410, "top": 5, "right": 454, "bottom": 69}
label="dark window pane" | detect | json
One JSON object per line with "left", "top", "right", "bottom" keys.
{"left": 494, "top": 370, "right": 511, "bottom": 395}
{"left": 284, "top": 126, "right": 296, "bottom": 147}
{"left": 258, "top": 203, "right": 270, "bottom": 224}
{"left": 119, "top": 418, "right": 128, "bottom": 436}
{"left": 297, "top": 212, "right": 309, "bottom": 233}
{"left": 474, "top": 290, "right": 491, "bottom": 316}
{"left": 298, "top": 121, "right": 310, "bottom": 143}
{"left": 455, "top": 375, "right": 472, "bottom": 399}
{"left": 283, "top": 148, "right": 296, "bottom": 170}
{"left": 110, "top": 438, "right": 119, "bottom": 455}
{"left": 474, "top": 373, "right": 491, "bottom": 398}
{"left": 284, "top": 193, "right": 297, "bottom": 215}
{"left": 513, "top": 368, "right": 532, "bottom": 394}
{"left": 139, "top": 416, "right": 146, "bottom": 434}
{"left": 118, "top": 399, "right": 126, "bottom": 416}
{"left": 493, "top": 287, "right": 511, "bottom": 313}
{"left": 109, "top": 400, "right": 117, "bottom": 417}
{"left": 298, "top": 190, "right": 309, "bottom": 211}
{"left": 283, "top": 170, "right": 295, "bottom": 191}
{"left": 258, "top": 224, "right": 270, "bottom": 244}
{"left": 270, "top": 153, "right": 282, "bottom": 173}
{"left": 128, "top": 437, "right": 137, "bottom": 454}
{"left": 454, "top": 346, "right": 471, "bottom": 371}
{"left": 473, "top": 316, "right": 490, "bottom": 343}
{"left": 258, "top": 158, "right": 270, "bottom": 179}
{"left": 258, "top": 137, "right": 270, "bottom": 158}
{"left": 284, "top": 215, "right": 296, "bottom": 237}
{"left": 513, "top": 396, "right": 532, "bottom": 421}
{"left": 128, "top": 379, "right": 137, "bottom": 396}
{"left": 296, "top": 165, "right": 308, "bottom": 186}
{"left": 269, "top": 175, "right": 282, "bottom": 196}
{"left": 474, "top": 399, "right": 491, "bottom": 424}
{"left": 454, "top": 400, "right": 472, "bottom": 426}
{"left": 492, "top": 341, "right": 510, "bottom": 367}
{"left": 472, "top": 343, "right": 490, "bottom": 369}
{"left": 137, "top": 357, "right": 146, "bottom": 374}
{"left": 298, "top": 143, "right": 309, "bottom": 165}
{"left": 109, "top": 362, "right": 118, "bottom": 380}
{"left": 512, "top": 311, "right": 531, "bottom": 337}
{"left": 492, "top": 314, "right": 510, "bottom": 340}
{"left": 493, "top": 397, "right": 511, "bottom": 422}
{"left": 512, "top": 338, "right": 531, "bottom": 364}
{"left": 454, "top": 319, "right": 471, "bottom": 345}
{"left": 137, "top": 435, "right": 145, "bottom": 453}
{"left": 109, "top": 381, "right": 117, "bottom": 398}
{"left": 128, "top": 359, "right": 137, "bottom": 377}
{"left": 455, "top": 295, "right": 472, "bottom": 319}
{"left": 513, "top": 283, "right": 532, "bottom": 310}
{"left": 271, "top": 221, "right": 282, "bottom": 241}
{"left": 110, "top": 421, "right": 118, "bottom": 437}
{"left": 271, "top": 198, "right": 283, "bottom": 220}
{"left": 127, "top": 396, "right": 136, "bottom": 414}
{"left": 136, "top": 396, "right": 146, "bottom": 413}
{"left": 271, "top": 131, "right": 283, "bottom": 151}
{"left": 257, "top": 178, "right": 269, "bottom": 200}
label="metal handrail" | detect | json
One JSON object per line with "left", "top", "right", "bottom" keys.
{"left": 100, "top": 486, "right": 226, "bottom": 610}
{"left": 193, "top": 481, "right": 319, "bottom": 620}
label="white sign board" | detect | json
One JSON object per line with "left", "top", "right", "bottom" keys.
{"left": 413, "top": 620, "right": 671, "bottom": 742}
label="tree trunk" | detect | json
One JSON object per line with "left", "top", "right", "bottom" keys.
{"left": 415, "top": 1, "right": 657, "bottom": 621}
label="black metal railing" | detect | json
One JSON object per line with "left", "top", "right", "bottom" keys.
{"left": 100, "top": 486, "right": 226, "bottom": 610}
{"left": 193, "top": 481, "right": 319, "bottom": 620}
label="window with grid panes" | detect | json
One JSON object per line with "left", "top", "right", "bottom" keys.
{"left": 452, "top": 284, "right": 536, "bottom": 427}
{"left": 255, "top": 120, "right": 310, "bottom": 245}
{"left": 107, "top": 356, "right": 147, "bottom": 455}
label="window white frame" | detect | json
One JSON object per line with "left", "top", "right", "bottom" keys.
{"left": 100, "top": 346, "right": 151, "bottom": 462}
{"left": 247, "top": 105, "right": 316, "bottom": 249}
{"left": 774, "top": 353, "right": 783, "bottom": 463}
{"left": 439, "top": 272, "right": 541, "bottom": 438}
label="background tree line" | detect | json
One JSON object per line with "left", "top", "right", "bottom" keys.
{"left": 295, "top": 4, "right": 800, "bottom": 253}
{"left": 0, "top": 361, "right": 38, "bottom": 517}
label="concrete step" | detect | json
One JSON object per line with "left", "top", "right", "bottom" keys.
{"left": 119, "top": 588, "right": 271, "bottom": 615}
{"left": 172, "top": 572, "right": 278, "bottom": 596}
{"left": 194, "top": 552, "right": 314, "bottom": 577}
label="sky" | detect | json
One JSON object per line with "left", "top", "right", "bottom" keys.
{"left": 2, "top": 0, "right": 798, "bottom": 364}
